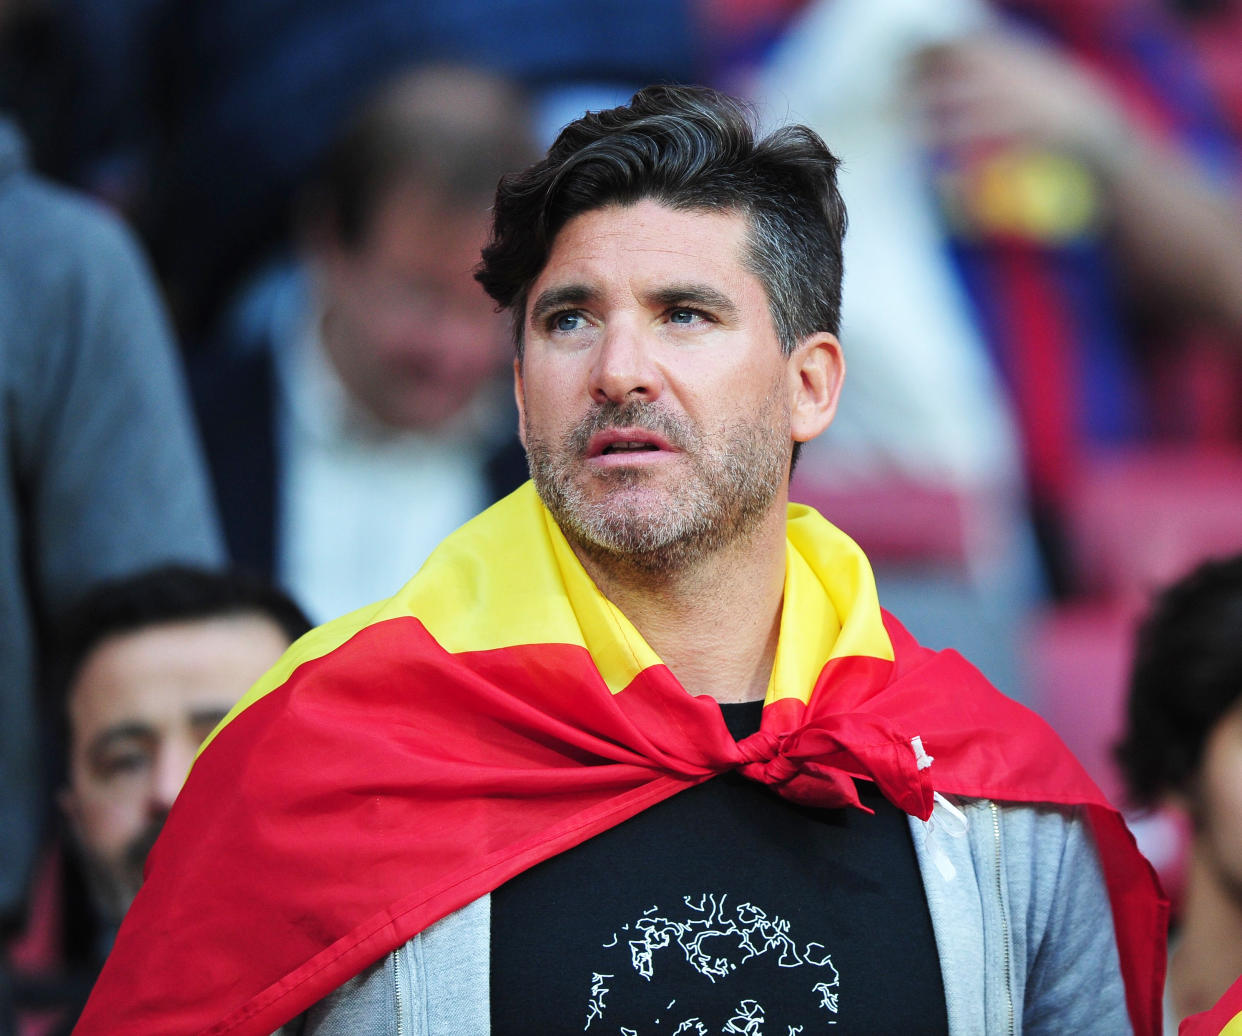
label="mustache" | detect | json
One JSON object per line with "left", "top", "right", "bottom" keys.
{"left": 565, "top": 401, "right": 697, "bottom": 455}
{"left": 124, "top": 813, "right": 168, "bottom": 874}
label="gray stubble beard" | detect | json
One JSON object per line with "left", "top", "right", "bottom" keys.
{"left": 524, "top": 394, "right": 791, "bottom": 577}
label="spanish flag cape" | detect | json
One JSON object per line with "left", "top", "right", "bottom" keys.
{"left": 77, "top": 484, "right": 1165, "bottom": 1034}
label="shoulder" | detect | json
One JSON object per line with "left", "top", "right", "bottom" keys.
{"left": 0, "top": 161, "right": 161, "bottom": 367}
{"left": 0, "top": 164, "right": 141, "bottom": 272}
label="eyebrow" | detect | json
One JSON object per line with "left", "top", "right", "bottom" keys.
{"left": 527, "top": 284, "right": 596, "bottom": 325}
{"left": 86, "top": 709, "right": 231, "bottom": 757}
{"left": 527, "top": 282, "right": 740, "bottom": 324}
{"left": 88, "top": 723, "right": 155, "bottom": 760}
{"left": 191, "top": 708, "right": 231, "bottom": 729}
{"left": 645, "top": 283, "right": 739, "bottom": 320}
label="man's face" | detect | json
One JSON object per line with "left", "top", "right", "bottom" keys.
{"left": 61, "top": 614, "right": 291, "bottom": 923}
{"left": 314, "top": 180, "right": 508, "bottom": 430}
{"left": 516, "top": 200, "right": 819, "bottom": 573}
{"left": 1189, "top": 699, "right": 1242, "bottom": 904}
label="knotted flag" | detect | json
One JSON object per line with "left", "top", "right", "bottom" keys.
{"left": 77, "top": 484, "right": 1165, "bottom": 1034}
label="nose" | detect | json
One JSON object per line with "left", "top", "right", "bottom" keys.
{"left": 150, "top": 739, "right": 195, "bottom": 813}
{"left": 588, "top": 322, "right": 664, "bottom": 405}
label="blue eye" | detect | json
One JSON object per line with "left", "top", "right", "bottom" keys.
{"left": 552, "top": 311, "right": 584, "bottom": 332}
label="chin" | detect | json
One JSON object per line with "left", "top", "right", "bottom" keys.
{"left": 583, "top": 477, "right": 673, "bottom": 512}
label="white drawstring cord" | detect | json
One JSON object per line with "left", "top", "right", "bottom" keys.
{"left": 924, "top": 791, "right": 969, "bottom": 881}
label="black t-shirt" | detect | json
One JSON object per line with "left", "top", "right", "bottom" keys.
{"left": 491, "top": 700, "right": 948, "bottom": 1034}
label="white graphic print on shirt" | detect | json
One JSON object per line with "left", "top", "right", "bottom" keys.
{"left": 582, "top": 892, "right": 840, "bottom": 1033}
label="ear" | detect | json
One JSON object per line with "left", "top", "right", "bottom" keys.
{"left": 788, "top": 332, "right": 845, "bottom": 444}
{"left": 513, "top": 357, "right": 527, "bottom": 447}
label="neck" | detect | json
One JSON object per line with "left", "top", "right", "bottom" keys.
{"left": 573, "top": 507, "right": 789, "bottom": 704}
{"left": 1169, "top": 843, "right": 1242, "bottom": 1021}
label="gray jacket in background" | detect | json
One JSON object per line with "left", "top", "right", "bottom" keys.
{"left": 0, "top": 117, "right": 224, "bottom": 920}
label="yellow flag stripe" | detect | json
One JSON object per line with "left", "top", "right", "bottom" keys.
{"left": 201, "top": 483, "right": 893, "bottom": 754}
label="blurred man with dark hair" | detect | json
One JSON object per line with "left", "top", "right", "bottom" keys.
{"left": 56, "top": 564, "right": 311, "bottom": 938}
{"left": 32, "top": 564, "right": 309, "bottom": 1029}
{"left": 193, "top": 63, "right": 537, "bottom": 621}
{"left": 294, "top": 64, "right": 535, "bottom": 435}
{"left": 1117, "top": 553, "right": 1242, "bottom": 1028}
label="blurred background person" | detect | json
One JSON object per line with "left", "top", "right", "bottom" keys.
{"left": 0, "top": 0, "right": 703, "bottom": 345}
{"left": 913, "top": 1, "right": 1242, "bottom": 552}
{"left": 1115, "top": 553, "right": 1242, "bottom": 1029}
{"left": 190, "top": 64, "right": 537, "bottom": 622}
{"left": 16, "top": 564, "right": 311, "bottom": 1032}
{"left": 747, "top": 0, "right": 1242, "bottom": 704}
{"left": 56, "top": 564, "right": 311, "bottom": 946}
{"left": 0, "top": 96, "right": 224, "bottom": 1036}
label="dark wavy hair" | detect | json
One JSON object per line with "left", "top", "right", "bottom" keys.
{"left": 475, "top": 83, "right": 847, "bottom": 359}
{"left": 50, "top": 564, "right": 312, "bottom": 774}
{"left": 1116, "top": 553, "right": 1242, "bottom": 809}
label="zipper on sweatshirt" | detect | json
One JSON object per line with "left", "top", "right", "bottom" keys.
{"left": 991, "top": 802, "right": 1015, "bottom": 1035}
{"left": 392, "top": 949, "right": 405, "bottom": 1036}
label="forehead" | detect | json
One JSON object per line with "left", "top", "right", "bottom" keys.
{"left": 527, "top": 200, "right": 758, "bottom": 310}
{"left": 363, "top": 183, "right": 491, "bottom": 271}
{"left": 66, "top": 616, "right": 289, "bottom": 739}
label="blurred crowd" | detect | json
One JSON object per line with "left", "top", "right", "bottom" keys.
{"left": 1, "top": 0, "right": 1241, "bottom": 1030}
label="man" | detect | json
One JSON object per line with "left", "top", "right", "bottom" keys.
{"left": 1115, "top": 553, "right": 1242, "bottom": 1029}
{"left": 79, "top": 85, "right": 1164, "bottom": 1034}
{"left": 26, "top": 565, "right": 310, "bottom": 1030}
{"left": 56, "top": 564, "right": 312, "bottom": 939}
{"left": 192, "top": 62, "right": 535, "bottom": 621}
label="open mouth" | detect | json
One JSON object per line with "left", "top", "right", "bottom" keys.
{"left": 600, "top": 441, "right": 661, "bottom": 455}
{"left": 585, "top": 424, "right": 679, "bottom": 460}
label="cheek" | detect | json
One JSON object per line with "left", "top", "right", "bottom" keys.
{"left": 73, "top": 785, "right": 147, "bottom": 857}
{"left": 442, "top": 321, "right": 508, "bottom": 374}
{"left": 1197, "top": 737, "right": 1242, "bottom": 853}
{"left": 324, "top": 277, "right": 373, "bottom": 335}
{"left": 518, "top": 367, "right": 579, "bottom": 435}
{"left": 366, "top": 309, "right": 427, "bottom": 352}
